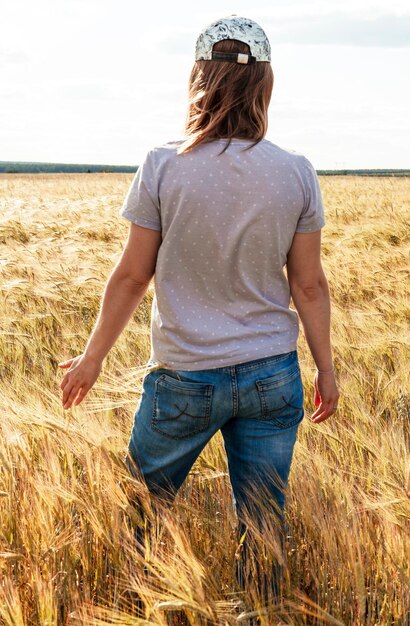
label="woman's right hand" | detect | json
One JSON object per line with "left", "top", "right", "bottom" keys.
{"left": 58, "top": 353, "right": 103, "bottom": 410}
{"left": 310, "top": 371, "right": 340, "bottom": 423}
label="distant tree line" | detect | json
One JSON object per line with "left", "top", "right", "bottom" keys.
{"left": 0, "top": 161, "right": 138, "bottom": 173}
{"left": 317, "top": 169, "right": 410, "bottom": 177}
{"left": 0, "top": 161, "right": 409, "bottom": 176}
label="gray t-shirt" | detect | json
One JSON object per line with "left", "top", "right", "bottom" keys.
{"left": 119, "top": 137, "right": 325, "bottom": 371}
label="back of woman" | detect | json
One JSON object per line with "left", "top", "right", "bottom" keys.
{"left": 58, "top": 13, "right": 340, "bottom": 616}
{"left": 121, "top": 135, "right": 325, "bottom": 370}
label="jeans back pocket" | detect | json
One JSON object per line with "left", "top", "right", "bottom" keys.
{"left": 152, "top": 374, "right": 214, "bottom": 440}
{"left": 255, "top": 363, "right": 304, "bottom": 428}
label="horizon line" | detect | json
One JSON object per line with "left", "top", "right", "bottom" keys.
{"left": 1, "top": 160, "right": 409, "bottom": 174}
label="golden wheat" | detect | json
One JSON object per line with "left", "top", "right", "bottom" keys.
{"left": 0, "top": 173, "right": 409, "bottom": 625}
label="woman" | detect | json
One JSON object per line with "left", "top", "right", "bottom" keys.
{"left": 58, "top": 14, "right": 339, "bottom": 611}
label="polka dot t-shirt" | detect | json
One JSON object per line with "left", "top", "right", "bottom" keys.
{"left": 119, "top": 137, "right": 325, "bottom": 371}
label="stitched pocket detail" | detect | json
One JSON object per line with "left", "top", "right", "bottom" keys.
{"left": 255, "top": 364, "right": 304, "bottom": 427}
{"left": 152, "top": 374, "right": 214, "bottom": 440}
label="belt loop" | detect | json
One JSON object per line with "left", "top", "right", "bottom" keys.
{"left": 144, "top": 362, "right": 166, "bottom": 376}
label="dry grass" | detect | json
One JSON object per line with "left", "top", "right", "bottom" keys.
{"left": 0, "top": 173, "right": 409, "bottom": 625}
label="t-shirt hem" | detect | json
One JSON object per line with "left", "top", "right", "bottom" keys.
{"left": 295, "top": 218, "right": 325, "bottom": 233}
{"left": 119, "top": 211, "right": 161, "bottom": 231}
{"left": 146, "top": 343, "right": 299, "bottom": 372}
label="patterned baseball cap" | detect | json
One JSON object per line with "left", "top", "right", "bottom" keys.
{"left": 195, "top": 14, "right": 271, "bottom": 64}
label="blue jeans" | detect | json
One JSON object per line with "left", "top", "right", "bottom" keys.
{"left": 124, "top": 349, "right": 305, "bottom": 604}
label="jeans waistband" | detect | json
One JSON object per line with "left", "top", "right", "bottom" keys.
{"left": 215, "top": 350, "right": 297, "bottom": 374}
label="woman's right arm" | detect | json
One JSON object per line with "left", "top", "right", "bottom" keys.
{"left": 286, "top": 230, "right": 340, "bottom": 423}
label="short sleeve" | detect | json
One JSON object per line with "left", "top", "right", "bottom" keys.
{"left": 295, "top": 157, "right": 325, "bottom": 233}
{"left": 118, "top": 149, "right": 161, "bottom": 231}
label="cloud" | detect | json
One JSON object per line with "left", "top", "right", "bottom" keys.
{"left": 264, "top": 13, "right": 410, "bottom": 47}
{"left": 0, "top": 48, "right": 29, "bottom": 67}
{"left": 50, "top": 81, "right": 128, "bottom": 101}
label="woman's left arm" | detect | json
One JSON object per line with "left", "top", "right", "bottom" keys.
{"left": 58, "top": 224, "right": 162, "bottom": 409}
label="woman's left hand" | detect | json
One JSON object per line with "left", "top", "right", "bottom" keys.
{"left": 58, "top": 354, "right": 103, "bottom": 409}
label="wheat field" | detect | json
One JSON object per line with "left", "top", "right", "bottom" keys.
{"left": 0, "top": 173, "right": 409, "bottom": 626}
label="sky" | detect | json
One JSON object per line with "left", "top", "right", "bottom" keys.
{"left": 1, "top": 0, "right": 409, "bottom": 169}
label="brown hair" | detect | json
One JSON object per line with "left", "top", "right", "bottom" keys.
{"left": 177, "top": 38, "right": 274, "bottom": 156}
